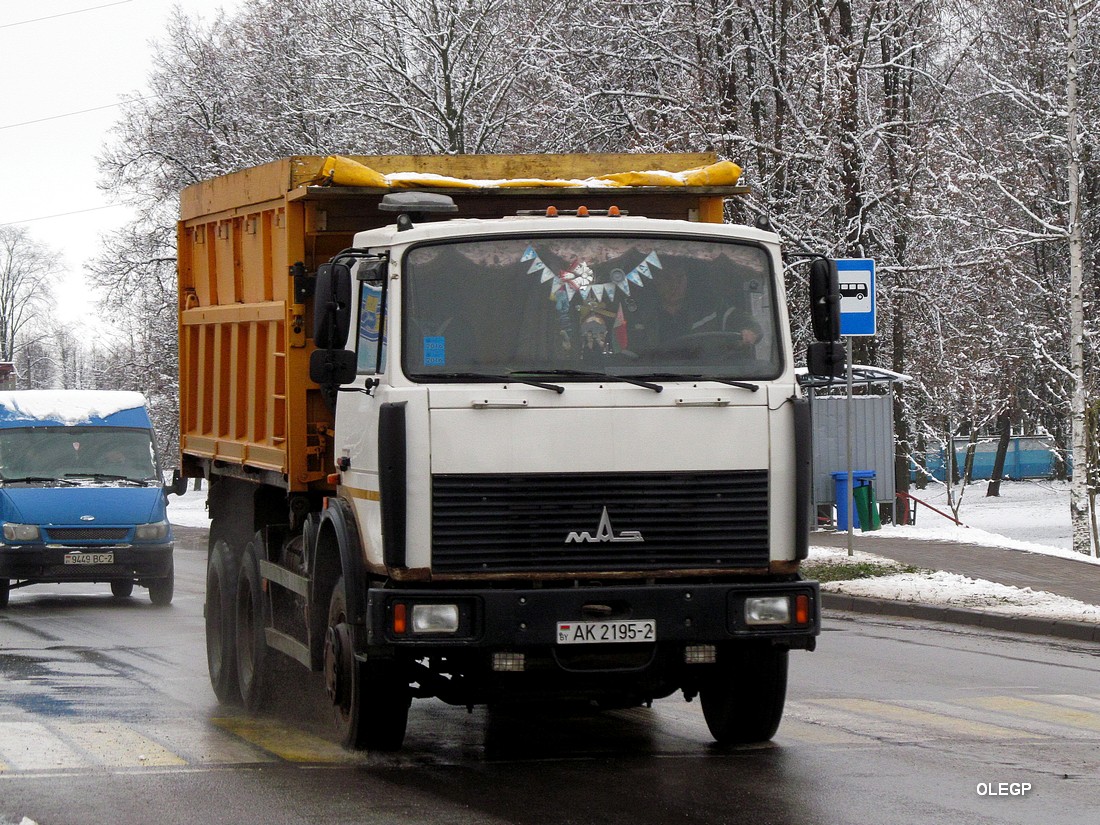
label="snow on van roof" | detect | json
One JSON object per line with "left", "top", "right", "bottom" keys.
{"left": 0, "top": 390, "right": 147, "bottom": 425}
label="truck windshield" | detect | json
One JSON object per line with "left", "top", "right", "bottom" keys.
{"left": 0, "top": 427, "right": 159, "bottom": 484}
{"left": 401, "top": 235, "right": 782, "bottom": 381}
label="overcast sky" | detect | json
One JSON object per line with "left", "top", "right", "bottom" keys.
{"left": 0, "top": 0, "right": 239, "bottom": 326}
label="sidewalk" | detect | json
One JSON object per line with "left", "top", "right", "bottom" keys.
{"left": 811, "top": 530, "right": 1100, "bottom": 643}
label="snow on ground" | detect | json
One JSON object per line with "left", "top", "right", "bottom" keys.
{"left": 170, "top": 479, "right": 1100, "bottom": 622}
{"left": 810, "top": 479, "right": 1100, "bottom": 623}
{"left": 167, "top": 486, "right": 210, "bottom": 528}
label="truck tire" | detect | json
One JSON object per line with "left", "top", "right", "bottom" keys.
{"left": 700, "top": 645, "right": 788, "bottom": 745}
{"left": 324, "top": 576, "right": 410, "bottom": 751}
{"left": 235, "top": 540, "right": 274, "bottom": 713}
{"left": 149, "top": 560, "right": 175, "bottom": 606}
{"left": 0, "top": 579, "right": 9, "bottom": 608}
{"left": 206, "top": 540, "right": 240, "bottom": 704}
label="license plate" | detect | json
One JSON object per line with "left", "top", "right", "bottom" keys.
{"left": 556, "top": 619, "right": 655, "bottom": 645}
{"left": 64, "top": 552, "right": 114, "bottom": 565}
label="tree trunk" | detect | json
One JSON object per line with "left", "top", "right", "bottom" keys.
{"left": 986, "top": 411, "right": 1012, "bottom": 497}
{"left": 1066, "top": 0, "right": 1094, "bottom": 556}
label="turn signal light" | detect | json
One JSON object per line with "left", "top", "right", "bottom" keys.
{"left": 393, "top": 602, "right": 407, "bottom": 634}
{"left": 795, "top": 594, "right": 810, "bottom": 625}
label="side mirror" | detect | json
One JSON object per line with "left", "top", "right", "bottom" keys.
{"left": 167, "top": 468, "right": 188, "bottom": 497}
{"left": 310, "top": 348, "right": 358, "bottom": 387}
{"left": 313, "top": 262, "right": 352, "bottom": 348}
{"left": 809, "top": 258, "right": 841, "bottom": 342}
{"left": 807, "top": 340, "right": 846, "bottom": 378}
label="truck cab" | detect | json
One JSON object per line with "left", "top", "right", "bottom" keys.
{"left": 0, "top": 391, "right": 174, "bottom": 607}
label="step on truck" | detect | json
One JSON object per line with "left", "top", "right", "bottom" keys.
{"left": 178, "top": 153, "right": 841, "bottom": 750}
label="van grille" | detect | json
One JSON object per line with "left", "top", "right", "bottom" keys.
{"left": 431, "top": 470, "right": 769, "bottom": 574}
{"left": 45, "top": 527, "right": 130, "bottom": 541}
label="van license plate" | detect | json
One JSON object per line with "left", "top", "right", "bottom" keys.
{"left": 64, "top": 552, "right": 114, "bottom": 565}
{"left": 556, "top": 620, "right": 655, "bottom": 644}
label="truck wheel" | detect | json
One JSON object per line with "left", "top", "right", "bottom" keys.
{"left": 324, "top": 576, "right": 410, "bottom": 751}
{"left": 111, "top": 581, "right": 134, "bottom": 599}
{"left": 206, "top": 540, "right": 240, "bottom": 704}
{"left": 149, "top": 560, "right": 175, "bottom": 606}
{"left": 700, "top": 645, "right": 788, "bottom": 745}
{"left": 0, "top": 579, "right": 9, "bottom": 609}
{"left": 236, "top": 540, "right": 273, "bottom": 713}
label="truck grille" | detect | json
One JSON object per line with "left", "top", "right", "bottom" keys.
{"left": 431, "top": 471, "right": 769, "bottom": 574}
{"left": 44, "top": 527, "right": 130, "bottom": 541}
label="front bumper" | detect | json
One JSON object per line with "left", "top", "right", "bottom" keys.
{"left": 366, "top": 580, "right": 820, "bottom": 649}
{"left": 0, "top": 543, "right": 174, "bottom": 583}
{"left": 364, "top": 580, "right": 818, "bottom": 705}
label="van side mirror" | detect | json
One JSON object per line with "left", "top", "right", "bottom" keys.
{"left": 809, "top": 258, "right": 841, "bottom": 342}
{"left": 313, "top": 262, "right": 352, "bottom": 348}
{"left": 167, "top": 468, "right": 188, "bottom": 497}
{"left": 807, "top": 341, "right": 846, "bottom": 378}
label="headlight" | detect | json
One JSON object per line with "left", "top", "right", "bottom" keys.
{"left": 135, "top": 521, "right": 169, "bottom": 541}
{"left": 3, "top": 522, "right": 40, "bottom": 541}
{"left": 745, "top": 596, "right": 791, "bottom": 625}
{"left": 411, "top": 604, "right": 460, "bottom": 634}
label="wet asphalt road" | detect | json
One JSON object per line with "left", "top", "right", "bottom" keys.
{"left": 1, "top": 526, "right": 1099, "bottom": 824}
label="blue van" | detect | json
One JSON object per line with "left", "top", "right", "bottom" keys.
{"left": 0, "top": 390, "right": 174, "bottom": 607}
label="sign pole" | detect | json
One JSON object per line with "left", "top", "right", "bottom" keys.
{"left": 836, "top": 257, "right": 876, "bottom": 556}
{"left": 846, "top": 336, "right": 854, "bottom": 556}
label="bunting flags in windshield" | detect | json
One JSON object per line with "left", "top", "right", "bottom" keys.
{"left": 521, "top": 246, "right": 662, "bottom": 304}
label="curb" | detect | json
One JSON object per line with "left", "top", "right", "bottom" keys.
{"left": 821, "top": 593, "right": 1100, "bottom": 643}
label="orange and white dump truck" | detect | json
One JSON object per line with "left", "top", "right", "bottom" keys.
{"left": 178, "top": 153, "right": 838, "bottom": 750}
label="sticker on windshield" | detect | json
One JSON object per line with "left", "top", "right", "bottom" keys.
{"left": 423, "top": 336, "right": 446, "bottom": 366}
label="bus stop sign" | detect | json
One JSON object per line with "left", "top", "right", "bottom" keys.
{"left": 837, "top": 258, "right": 876, "bottom": 336}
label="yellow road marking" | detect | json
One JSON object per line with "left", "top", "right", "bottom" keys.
{"left": 54, "top": 721, "right": 188, "bottom": 768}
{"left": 211, "top": 717, "right": 360, "bottom": 763}
{"left": 967, "top": 696, "right": 1100, "bottom": 732}
{"left": 814, "top": 698, "right": 1026, "bottom": 740}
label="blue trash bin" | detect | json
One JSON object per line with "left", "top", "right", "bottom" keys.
{"left": 832, "top": 470, "right": 876, "bottom": 530}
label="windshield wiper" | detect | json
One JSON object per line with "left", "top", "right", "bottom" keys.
{"left": 513, "top": 369, "right": 663, "bottom": 393}
{"left": 1, "top": 475, "right": 78, "bottom": 486}
{"left": 430, "top": 371, "right": 564, "bottom": 394}
{"left": 640, "top": 373, "right": 760, "bottom": 392}
{"left": 64, "top": 473, "right": 151, "bottom": 485}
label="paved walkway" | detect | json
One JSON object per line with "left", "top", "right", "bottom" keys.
{"left": 810, "top": 530, "right": 1100, "bottom": 643}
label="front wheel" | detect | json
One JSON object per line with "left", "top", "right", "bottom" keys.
{"left": 699, "top": 645, "right": 788, "bottom": 745}
{"left": 0, "top": 579, "right": 9, "bottom": 609}
{"left": 149, "top": 560, "right": 174, "bottom": 606}
{"left": 111, "top": 580, "right": 134, "bottom": 598}
{"left": 324, "top": 576, "right": 410, "bottom": 751}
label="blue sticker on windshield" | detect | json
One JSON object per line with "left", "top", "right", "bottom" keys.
{"left": 423, "top": 336, "right": 446, "bottom": 366}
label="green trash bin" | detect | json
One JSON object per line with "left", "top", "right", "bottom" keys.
{"left": 852, "top": 482, "right": 881, "bottom": 531}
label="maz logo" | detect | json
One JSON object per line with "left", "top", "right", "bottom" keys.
{"left": 566, "top": 507, "right": 644, "bottom": 544}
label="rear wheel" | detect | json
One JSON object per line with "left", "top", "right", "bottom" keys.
{"left": 236, "top": 539, "right": 274, "bottom": 713}
{"left": 324, "top": 576, "right": 410, "bottom": 751}
{"left": 700, "top": 645, "right": 788, "bottom": 745}
{"left": 206, "top": 540, "right": 240, "bottom": 704}
{"left": 111, "top": 580, "right": 134, "bottom": 598}
{"left": 0, "top": 579, "right": 9, "bottom": 608}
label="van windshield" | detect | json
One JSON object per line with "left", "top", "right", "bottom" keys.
{"left": 0, "top": 427, "right": 158, "bottom": 484}
{"left": 401, "top": 235, "right": 782, "bottom": 382}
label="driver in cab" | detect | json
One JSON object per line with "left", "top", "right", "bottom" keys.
{"left": 625, "top": 263, "right": 761, "bottom": 356}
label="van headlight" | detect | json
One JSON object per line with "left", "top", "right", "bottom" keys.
{"left": 3, "top": 523, "right": 40, "bottom": 541}
{"left": 135, "top": 521, "right": 169, "bottom": 541}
